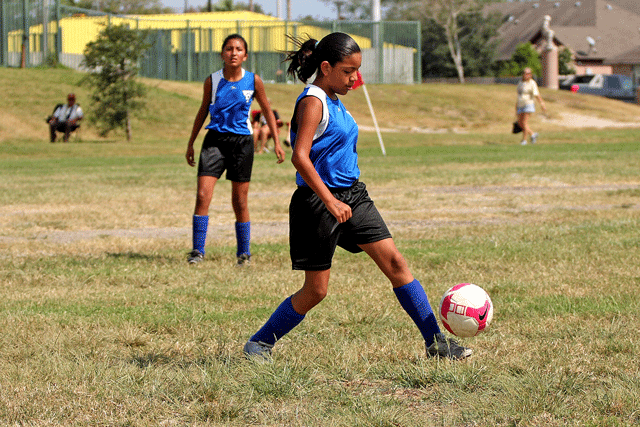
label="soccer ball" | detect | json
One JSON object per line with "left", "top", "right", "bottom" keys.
{"left": 439, "top": 283, "right": 493, "bottom": 338}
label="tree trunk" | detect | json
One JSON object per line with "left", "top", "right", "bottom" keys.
{"left": 444, "top": 13, "right": 465, "bottom": 84}
{"left": 125, "top": 109, "right": 131, "bottom": 141}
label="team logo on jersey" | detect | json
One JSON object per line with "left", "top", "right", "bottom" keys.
{"left": 242, "top": 90, "right": 254, "bottom": 103}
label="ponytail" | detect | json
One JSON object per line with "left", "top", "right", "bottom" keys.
{"left": 285, "top": 32, "right": 361, "bottom": 83}
{"left": 285, "top": 36, "right": 320, "bottom": 83}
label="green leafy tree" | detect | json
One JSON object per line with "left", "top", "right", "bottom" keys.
{"left": 81, "top": 24, "right": 150, "bottom": 141}
{"left": 558, "top": 47, "right": 576, "bottom": 75}
{"left": 419, "top": 0, "right": 484, "bottom": 83}
{"left": 498, "top": 42, "right": 541, "bottom": 77}
{"left": 387, "top": 3, "right": 500, "bottom": 79}
{"left": 197, "top": 0, "right": 265, "bottom": 13}
{"left": 319, "top": 0, "right": 376, "bottom": 20}
{"left": 62, "top": 0, "right": 171, "bottom": 14}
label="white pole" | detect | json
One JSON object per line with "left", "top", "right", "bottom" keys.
{"left": 361, "top": 84, "right": 386, "bottom": 156}
{"left": 372, "top": 0, "right": 381, "bottom": 21}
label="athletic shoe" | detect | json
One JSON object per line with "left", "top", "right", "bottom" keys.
{"left": 187, "top": 249, "right": 204, "bottom": 264}
{"left": 243, "top": 340, "right": 273, "bottom": 361}
{"left": 236, "top": 253, "right": 251, "bottom": 267}
{"left": 520, "top": 140, "right": 527, "bottom": 145}
{"left": 426, "top": 333, "right": 473, "bottom": 360}
{"left": 531, "top": 132, "right": 538, "bottom": 144}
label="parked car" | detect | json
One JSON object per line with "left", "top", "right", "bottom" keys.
{"left": 559, "top": 74, "right": 636, "bottom": 103}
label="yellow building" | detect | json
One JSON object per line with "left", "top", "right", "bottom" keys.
{"left": 26, "top": 11, "right": 372, "bottom": 55}
{"left": 5, "top": 7, "right": 418, "bottom": 83}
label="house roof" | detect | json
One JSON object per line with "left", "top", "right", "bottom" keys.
{"left": 606, "top": 45, "right": 640, "bottom": 64}
{"left": 485, "top": 0, "right": 640, "bottom": 62}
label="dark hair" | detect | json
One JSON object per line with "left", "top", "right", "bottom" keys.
{"left": 221, "top": 33, "right": 248, "bottom": 53}
{"left": 285, "top": 32, "right": 361, "bottom": 83}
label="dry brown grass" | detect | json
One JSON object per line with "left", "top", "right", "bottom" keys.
{"left": 1, "top": 67, "right": 639, "bottom": 426}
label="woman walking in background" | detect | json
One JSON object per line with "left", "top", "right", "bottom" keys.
{"left": 516, "top": 67, "right": 547, "bottom": 145}
{"left": 243, "top": 32, "right": 472, "bottom": 361}
{"left": 185, "top": 34, "right": 285, "bottom": 266}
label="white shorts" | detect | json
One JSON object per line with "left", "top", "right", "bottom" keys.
{"left": 517, "top": 104, "right": 535, "bottom": 114}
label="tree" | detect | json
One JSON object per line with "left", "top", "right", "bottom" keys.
{"left": 319, "top": 0, "right": 396, "bottom": 21}
{"left": 386, "top": 1, "right": 500, "bottom": 79}
{"left": 191, "top": 0, "right": 265, "bottom": 13}
{"left": 558, "top": 47, "right": 576, "bottom": 76}
{"left": 497, "top": 42, "right": 541, "bottom": 78}
{"left": 419, "top": 0, "right": 492, "bottom": 83}
{"left": 81, "top": 24, "right": 150, "bottom": 141}
{"left": 62, "top": 0, "right": 171, "bottom": 14}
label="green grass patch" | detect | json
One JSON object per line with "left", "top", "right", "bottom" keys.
{"left": 0, "top": 67, "right": 639, "bottom": 426}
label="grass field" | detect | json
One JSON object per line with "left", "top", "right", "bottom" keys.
{"left": 1, "top": 68, "right": 640, "bottom": 426}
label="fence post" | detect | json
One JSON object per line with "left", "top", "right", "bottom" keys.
{"left": 249, "top": 26, "right": 255, "bottom": 74}
{"left": 22, "top": 0, "right": 31, "bottom": 68}
{"left": 43, "top": 0, "right": 49, "bottom": 66}
{"left": 54, "top": 0, "right": 61, "bottom": 63}
{"left": 0, "top": 1, "right": 7, "bottom": 66}
{"left": 415, "top": 21, "right": 421, "bottom": 84}
{"left": 186, "top": 19, "right": 192, "bottom": 81}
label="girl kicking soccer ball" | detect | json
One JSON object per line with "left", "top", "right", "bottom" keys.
{"left": 243, "top": 32, "right": 472, "bottom": 360}
{"left": 185, "top": 34, "right": 285, "bottom": 266}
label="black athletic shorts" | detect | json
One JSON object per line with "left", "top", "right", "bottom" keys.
{"left": 289, "top": 180, "right": 392, "bottom": 271}
{"left": 197, "top": 130, "right": 254, "bottom": 182}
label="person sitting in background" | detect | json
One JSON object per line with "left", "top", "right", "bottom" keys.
{"left": 48, "top": 93, "right": 83, "bottom": 143}
{"left": 253, "top": 103, "right": 290, "bottom": 153}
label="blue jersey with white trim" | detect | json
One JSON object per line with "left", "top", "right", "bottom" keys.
{"left": 205, "top": 69, "right": 255, "bottom": 135}
{"left": 291, "top": 85, "right": 360, "bottom": 188}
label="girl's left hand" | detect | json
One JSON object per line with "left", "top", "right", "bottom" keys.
{"left": 186, "top": 146, "right": 196, "bottom": 167}
{"left": 274, "top": 144, "right": 286, "bottom": 164}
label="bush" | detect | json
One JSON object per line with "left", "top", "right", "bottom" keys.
{"left": 498, "top": 42, "right": 541, "bottom": 77}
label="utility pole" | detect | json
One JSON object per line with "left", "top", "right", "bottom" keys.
{"left": 334, "top": 0, "right": 344, "bottom": 20}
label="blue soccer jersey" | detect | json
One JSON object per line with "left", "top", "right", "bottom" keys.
{"left": 205, "top": 69, "right": 255, "bottom": 135}
{"left": 291, "top": 85, "right": 360, "bottom": 188}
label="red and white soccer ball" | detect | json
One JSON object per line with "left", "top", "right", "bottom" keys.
{"left": 439, "top": 283, "right": 493, "bottom": 338}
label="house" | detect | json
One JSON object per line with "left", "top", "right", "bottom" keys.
{"left": 485, "top": 0, "right": 640, "bottom": 79}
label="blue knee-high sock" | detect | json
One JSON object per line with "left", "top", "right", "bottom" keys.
{"left": 393, "top": 279, "right": 441, "bottom": 346}
{"left": 250, "top": 296, "right": 305, "bottom": 346}
{"left": 192, "top": 215, "right": 209, "bottom": 254}
{"left": 235, "top": 221, "right": 251, "bottom": 257}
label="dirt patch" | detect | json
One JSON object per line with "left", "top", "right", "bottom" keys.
{"left": 541, "top": 112, "right": 640, "bottom": 129}
{"left": 2, "top": 183, "right": 636, "bottom": 245}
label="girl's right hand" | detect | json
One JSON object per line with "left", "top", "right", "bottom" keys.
{"left": 328, "top": 198, "right": 352, "bottom": 223}
{"left": 186, "top": 145, "right": 195, "bottom": 167}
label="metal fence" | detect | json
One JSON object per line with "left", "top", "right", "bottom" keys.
{"left": 1, "top": 0, "right": 421, "bottom": 84}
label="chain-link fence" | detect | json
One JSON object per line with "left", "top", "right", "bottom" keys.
{"left": 1, "top": 0, "right": 421, "bottom": 84}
